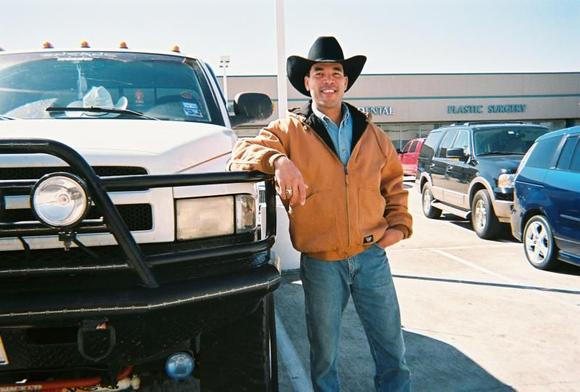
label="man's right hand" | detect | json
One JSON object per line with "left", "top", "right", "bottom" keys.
{"left": 274, "top": 156, "right": 308, "bottom": 206}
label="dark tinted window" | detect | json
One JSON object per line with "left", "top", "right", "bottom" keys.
{"left": 452, "top": 130, "right": 470, "bottom": 152}
{"left": 409, "top": 140, "right": 418, "bottom": 153}
{"left": 556, "top": 136, "right": 578, "bottom": 170}
{"left": 419, "top": 130, "right": 444, "bottom": 160}
{"left": 437, "top": 129, "right": 458, "bottom": 158}
{"left": 570, "top": 140, "right": 580, "bottom": 172}
{"left": 525, "top": 136, "right": 561, "bottom": 169}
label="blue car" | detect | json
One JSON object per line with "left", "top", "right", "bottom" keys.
{"left": 511, "top": 126, "right": 580, "bottom": 270}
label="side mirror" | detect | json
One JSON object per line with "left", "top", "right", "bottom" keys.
{"left": 229, "top": 92, "right": 273, "bottom": 127}
{"left": 396, "top": 148, "right": 403, "bottom": 154}
{"left": 446, "top": 148, "right": 467, "bottom": 160}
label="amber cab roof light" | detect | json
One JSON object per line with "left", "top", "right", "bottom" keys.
{"left": 42, "top": 41, "right": 54, "bottom": 49}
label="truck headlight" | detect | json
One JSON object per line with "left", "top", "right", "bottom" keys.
{"left": 176, "top": 194, "right": 257, "bottom": 240}
{"left": 497, "top": 173, "right": 516, "bottom": 189}
{"left": 32, "top": 173, "right": 89, "bottom": 228}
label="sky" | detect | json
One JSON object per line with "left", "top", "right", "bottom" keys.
{"left": 1, "top": 0, "right": 579, "bottom": 76}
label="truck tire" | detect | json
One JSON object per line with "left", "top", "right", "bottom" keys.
{"left": 199, "top": 294, "right": 277, "bottom": 392}
{"left": 421, "top": 182, "right": 442, "bottom": 219}
{"left": 471, "top": 190, "right": 502, "bottom": 239}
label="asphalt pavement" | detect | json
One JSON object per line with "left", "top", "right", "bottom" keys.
{"left": 275, "top": 180, "right": 580, "bottom": 392}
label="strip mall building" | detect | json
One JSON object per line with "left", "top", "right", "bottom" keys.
{"left": 225, "top": 72, "right": 580, "bottom": 149}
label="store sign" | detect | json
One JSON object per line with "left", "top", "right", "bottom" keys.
{"left": 448, "top": 104, "right": 527, "bottom": 114}
{"left": 359, "top": 106, "right": 394, "bottom": 116}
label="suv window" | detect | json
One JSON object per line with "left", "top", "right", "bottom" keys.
{"left": 526, "top": 136, "right": 561, "bottom": 169}
{"left": 409, "top": 140, "right": 418, "bottom": 153}
{"left": 436, "top": 129, "right": 458, "bottom": 158}
{"left": 474, "top": 126, "right": 547, "bottom": 156}
{"left": 419, "top": 130, "right": 444, "bottom": 160}
{"left": 451, "top": 130, "right": 470, "bottom": 153}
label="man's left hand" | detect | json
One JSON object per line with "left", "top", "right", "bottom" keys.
{"left": 377, "top": 229, "right": 404, "bottom": 248}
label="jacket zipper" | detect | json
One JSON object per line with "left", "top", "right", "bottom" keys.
{"left": 344, "top": 166, "right": 351, "bottom": 247}
{"left": 305, "top": 124, "right": 352, "bottom": 250}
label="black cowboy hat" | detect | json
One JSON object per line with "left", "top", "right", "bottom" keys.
{"left": 286, "top": 36, "right": 367, "bottom": 97}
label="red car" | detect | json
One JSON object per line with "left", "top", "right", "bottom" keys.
{"left": 398, "top": 137, "right": 425, "bottom": 177}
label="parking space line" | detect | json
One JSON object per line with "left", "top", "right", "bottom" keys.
{"left": 390, "top": 243, "right": 519, "bottom": 252}
{"left": 432, "top": 249, "right": 579, "bottom": 310}
{"left": 275, "top": 313, "right": 313, "bottom": 392}
{"left": 393, "top": 274, "right": 580, "bottom": 295}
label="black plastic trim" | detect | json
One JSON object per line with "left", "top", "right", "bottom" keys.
{"left": 0, "top": 264, "right": 280, "bottom": 323}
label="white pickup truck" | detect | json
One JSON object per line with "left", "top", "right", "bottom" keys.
{"left": 0, "top": 47, "right": 279, "bottom": 391}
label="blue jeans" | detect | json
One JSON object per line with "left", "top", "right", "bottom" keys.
{"left": 300, "top": 244, "right": 411, "bottom": 392}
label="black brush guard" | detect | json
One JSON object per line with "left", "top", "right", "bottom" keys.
{"left": 0, "top": 139, "right": 279, "bottom": 321}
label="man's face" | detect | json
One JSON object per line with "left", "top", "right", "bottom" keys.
{"left": 304, "top": 63, "right": 348, "bottom": 112}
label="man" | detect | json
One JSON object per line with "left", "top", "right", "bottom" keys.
{"left": 229, "top": 36, "right": 412, "bottom": 391}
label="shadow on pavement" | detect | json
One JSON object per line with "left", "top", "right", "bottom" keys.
{"left": 440, "top": 214, "right": 516, "bottom": 242}
{"left": 405, "top": 331, "right": 514, "bottom": 391}
{"left": 275, "top": 279, "right": 514, "bottom": 391}
{"left": 551, "top": 262, "right": 580, "bottom": 276}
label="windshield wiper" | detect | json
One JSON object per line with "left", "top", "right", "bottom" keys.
{"left": 478, "top": 151, "right": 525, "bottom": 156}
{"left": 0, "top": 114, "right": 16, "bottom": 120}
{"left": 46, "top": 106, "right": 160, "bottom": 121}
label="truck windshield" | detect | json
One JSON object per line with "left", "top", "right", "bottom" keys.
{"left": 0, "top": 51, "right": 222, "bottom": 124}
{"left": 474, "top": 126, "right": 548, "bottom": 156}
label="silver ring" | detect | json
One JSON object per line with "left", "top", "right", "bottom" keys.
{"left": 285, "top": 187, "right": 293, "bottom": 196}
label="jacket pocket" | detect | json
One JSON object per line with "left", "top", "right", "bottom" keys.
{"left": 288, "top": 191, "right": 338, "bottom": 253}
{"left": 357, "top": 188, "right": 388, "bottom": 245}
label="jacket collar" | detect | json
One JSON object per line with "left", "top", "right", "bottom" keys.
{"left": 291, "top": 101, "right": 368, "bottom": 157}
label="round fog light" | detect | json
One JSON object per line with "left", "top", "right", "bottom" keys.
{"left": 165, "top": 352, "right": 194, "bottom": 380}
{"left": 32, "top": 173, "right": 89, "bottom": 228}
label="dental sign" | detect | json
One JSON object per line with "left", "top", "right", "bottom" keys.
{"left": 447, "top": 104, "right": 527, "bottom": 114}
{"left": 358, "top": 106, "right": 394, "bottom": 116}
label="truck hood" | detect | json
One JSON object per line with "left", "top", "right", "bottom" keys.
{"left": 0, "top": 119, "right": 236, "bottom": 173}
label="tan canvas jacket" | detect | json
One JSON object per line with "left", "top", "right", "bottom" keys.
{"left": 229, "top": 102, "right": 412, "bottom": 261}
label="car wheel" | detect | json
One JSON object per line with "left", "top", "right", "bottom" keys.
{"left": 421, "top": 182, "right": 442, "bottom": 219}
{"left": 523, "top": 215, "right": 560, "bottom": 270}
{"left": 471, "top": 190, "right": 502, "bottom": 239}
{"left": 199, "top": 294, "right": 277, "bottom": 391}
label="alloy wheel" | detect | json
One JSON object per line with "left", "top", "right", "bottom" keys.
{"left": 524, "top": 221, "right": 550, "bottom": 265}
{"left": 422, "top": 190, "right": 432, "bottom": 215}
{"left": 474, "top": 199, "right": 487, "bottom": 230}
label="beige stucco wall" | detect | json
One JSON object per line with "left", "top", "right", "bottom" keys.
{"left": 225, "top": 73, "right": 580, "bottom": 127}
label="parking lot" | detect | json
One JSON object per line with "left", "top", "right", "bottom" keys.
{"left": 275, "top": 180, "right": 580, "bottom": 391}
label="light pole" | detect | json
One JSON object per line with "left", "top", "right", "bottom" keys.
{"left": 219, "top": 55, "right": 230, "bottom": 106}
{"left": 275, "top": 0, "right": 288, "bottom": 118}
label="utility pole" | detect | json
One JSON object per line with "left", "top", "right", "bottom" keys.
{"left": 275, "top": 0, "right": 288, "bottom": 119}
{"left": 219, "top": 55, "right": 230, "bottom": 106}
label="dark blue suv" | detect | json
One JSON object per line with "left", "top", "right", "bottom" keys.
{"left": 417, "top": 123, "right": 548, "bottom": 239}
{"left": 511, "top": 126, "right": 580, "bottom": 270}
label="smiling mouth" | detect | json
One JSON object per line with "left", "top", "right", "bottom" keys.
{"left": 321, "top": 89, "right": 336, "bottom": 94}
